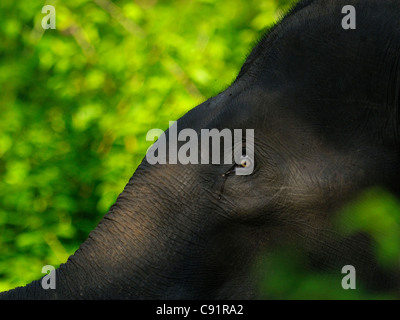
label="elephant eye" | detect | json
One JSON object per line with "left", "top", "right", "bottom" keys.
{"left": 240, "top": 157, "right": 251, "bottom": 168}
{"left": 238, "top": 155, "right": 252, "bottom": 168}
{"left": 223, "top": 155, "right": 253, "bottom": 177}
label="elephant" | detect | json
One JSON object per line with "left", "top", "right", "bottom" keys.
{"left": 1, "top": 0, "right": 400, "bottom": 299}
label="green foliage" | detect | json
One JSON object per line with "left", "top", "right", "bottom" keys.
{"left": 334, "top": 187, "right": 400, "bottom": 270}
{"left": 0, "top": 0, "right": 295, "bottom": 292}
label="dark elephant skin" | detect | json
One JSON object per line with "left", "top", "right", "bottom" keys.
{"left": 1, "top": 0, "right": 400, "bottom": 299}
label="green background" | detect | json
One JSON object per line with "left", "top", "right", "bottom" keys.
{"left": 0, "top": 0, "right": 399, "bottom": 299}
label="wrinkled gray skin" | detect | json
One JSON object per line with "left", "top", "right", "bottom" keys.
{"left": 1, "top": 0, "right": 400, "bottom": 299}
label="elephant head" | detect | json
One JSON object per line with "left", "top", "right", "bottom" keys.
{"left": 1, "top": 0, "right": 400, "bottom": 299}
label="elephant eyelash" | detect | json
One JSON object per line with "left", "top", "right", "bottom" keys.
{"left": 216, "top": 164, "right": 236, "bottom": 200}
{"left": 222, "top": 165, "right": 236, "bottom": 177}
{"left": 221, "top": 155, "right": 253, "bottom": 178}
{"left": 218, "top": 155, "right": 253, "bottom": 199}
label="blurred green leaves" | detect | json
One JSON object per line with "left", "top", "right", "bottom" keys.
{"left": 0, "top": 0, "right": 294, "bottom": 291}
{"left": 334, "top": 187, "right": 400, "bottom": 269}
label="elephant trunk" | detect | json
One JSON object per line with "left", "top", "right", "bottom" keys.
{"left": 0, "top": 161, "right": 258, "bottom": 299}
